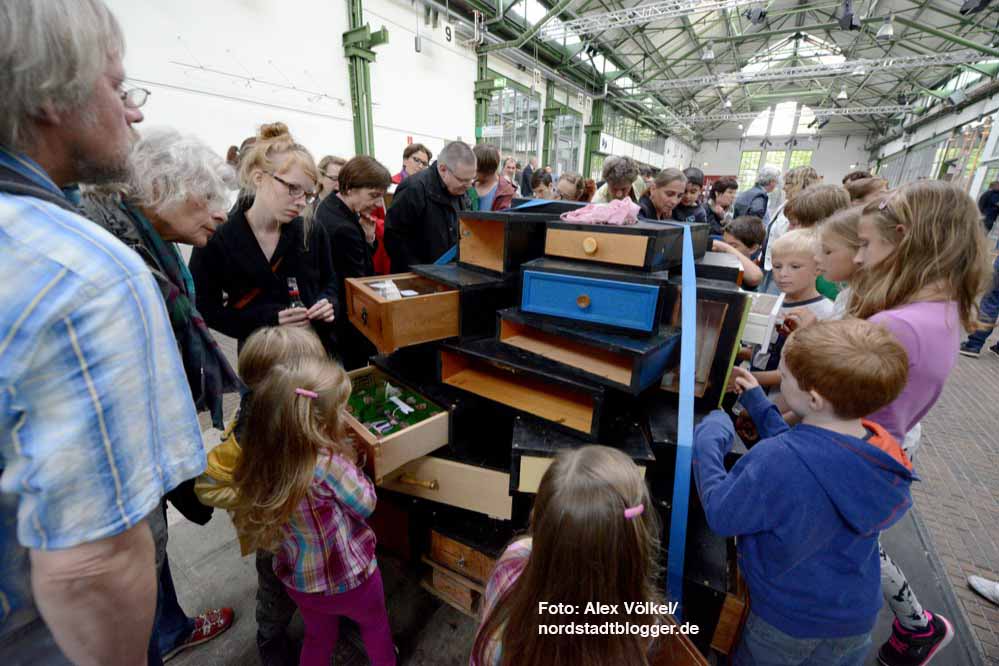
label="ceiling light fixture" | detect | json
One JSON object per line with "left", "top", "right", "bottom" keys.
{"left": 876, "top": 15, "right": 894, "bottom": 41}
{"left": 724, "top": 98, "right": 732, "bottom": 108}
{"left": 838, "top": 0, "right": 861, "bottom": 31}
{"left": 837, "top": 85, "right": 849, "bottom": 100}
{"left": 738, "top": 123, "right": 745, "bottom": 130}
{"left": 960, "top": 0, "right": 992, "bottom": 15}
{"left": 702, "top": 43, "right": 716, "bottom": 61}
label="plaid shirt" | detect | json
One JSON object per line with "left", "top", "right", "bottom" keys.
{"left": 473, "top": 538, "right": 533, "bottom": 666}
{"left": 0, "top": 150, "right": 205, "bottom": 644}
{"left": 273, "top": 452, "right": 378, "bottom": 594}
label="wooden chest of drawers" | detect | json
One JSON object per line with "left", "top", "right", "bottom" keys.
{"left": 456, "top": 211, "right": 550, "bottom": 276}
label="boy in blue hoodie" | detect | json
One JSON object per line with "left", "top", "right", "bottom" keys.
{"left": 693, "top": 319, "right": 915, "bottom": 666}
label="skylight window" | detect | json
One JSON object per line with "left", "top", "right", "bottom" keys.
{"left": 741, "top": 33, "right": 844, "bottom": 76}
{"left": 744, "top": 103, "right": 817, "bottom": 137}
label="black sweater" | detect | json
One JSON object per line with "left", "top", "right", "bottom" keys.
{"left": 189, "top": 203, "right": 338, "bottom": 352}
{"left": 314, "top": 194, "right": 377, "bottom": 369}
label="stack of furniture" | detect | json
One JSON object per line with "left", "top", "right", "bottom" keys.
{"left": 344, "top": 205, "right": 752, "bottom": 656}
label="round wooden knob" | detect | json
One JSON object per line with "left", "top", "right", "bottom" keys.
{"left": 576, "top": 294, "right": 591, "bottom": 309}
{"left": 582, "top": 237, "right": 599, "bottom": 255}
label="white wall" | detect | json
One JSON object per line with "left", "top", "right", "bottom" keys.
{"left": 693, "top": 136, "right": 872, "bottom": 183}
{"left": 109, "top": 0, "right": 479, "bottom": 170}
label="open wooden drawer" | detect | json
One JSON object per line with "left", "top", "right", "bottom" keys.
{"left": 438, "top": 340, "right": 605, "bottom": 439}
{"left": 345, "top": 366, "right": 449, "bottom": 484}
{"left": 497, "top": 307, "right": 678, "bottom": 394}
{"left": 345, "top": 273, "right": 459, "bottom": 354}
{"left": 378, "top": 455, "right": 513, "bottom": 520}
{"left": 457, "top": 211, "right": 549, "bottom": 276}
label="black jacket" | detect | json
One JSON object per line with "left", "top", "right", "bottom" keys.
{"left": 189, "top": 202, "right": 338, "bottom": 352}
{"left": 978, "top": 189, "right": 999, "bottom": 231}
{"left": 704, "top": 203, "right": 727, "bottom": 236}
{"left": 384, "top": 161, "right": 464, "bottom": 272}
{"left": 673, "top": 202, "right": 708, "bottom": 226}
{"left": 638, "top": 194, "right": 660, "bottom": 220}
{"left": 520, "top": 164, "right": 535, "bottom": 197}
{"left": 315, "top": 194, "right": 377, "bottom": 370}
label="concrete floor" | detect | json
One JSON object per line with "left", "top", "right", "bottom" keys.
{"left": 167, "top": 332, "right": 995, "bottom": 666}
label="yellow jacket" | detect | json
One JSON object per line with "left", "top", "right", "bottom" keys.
{"left": 194, "top": 419, "right": 255, "bottom": 555}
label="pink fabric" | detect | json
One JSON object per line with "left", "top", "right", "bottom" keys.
{"left": 286, "top": 569, "right": 395, "bottom": 666}
{"left": 868, "top": 301, "right": 961, "bottom": 443}
{"left": 558, "top": 198, "right": 640, "bottom": 225}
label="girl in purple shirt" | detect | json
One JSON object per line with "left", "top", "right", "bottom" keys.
{"left": 849, "top": 180, "right": 990, "bottom": 666}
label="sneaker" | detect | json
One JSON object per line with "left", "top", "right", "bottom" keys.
{"left": 162, "top": 607, "right": 235, "bottom": 662}
{"left": 968, "top": 575, "right": 999, "bottom": 606}
{"left": 990, "top": 342, "right": 999, "bottom": 359}
{"left": 878, "top": 611, "right": 954, "bottom": 666}
{"left": 959, "top": 341, "right": 982, "bottom": 357}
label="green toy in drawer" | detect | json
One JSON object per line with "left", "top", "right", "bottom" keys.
{"left": 347, "top": 382, "right": 443, "bottom": 438}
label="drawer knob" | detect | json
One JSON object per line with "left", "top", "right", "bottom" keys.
{"left": 361, "top": 307, "right": 368, "bottom": 326}
{"left": 398, "top": 474, "right": 439, "bottom": 491}
{"left": 582, "top": 237, "right": 598, "bottom": 255}
{"left": 457, "top": 556, "right": 466, "bottom": 568}
{"left": 576, "top": 294, "right": 591, "bottom": 310}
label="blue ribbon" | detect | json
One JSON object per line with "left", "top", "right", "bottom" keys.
{"left": 434, "top": 245, "right": 457, "bottom": 264}
{"left": 667, "top": 223, "right": 696, "bottom": 622}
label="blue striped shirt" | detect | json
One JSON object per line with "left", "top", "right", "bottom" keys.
{"left": 0, "top": 151, "right": 206, "bottom": 643}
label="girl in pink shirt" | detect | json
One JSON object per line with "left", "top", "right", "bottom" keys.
{"left": 849, "top": 180, "right": 990, "bottom": 666}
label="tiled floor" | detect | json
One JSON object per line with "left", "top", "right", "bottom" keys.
{"left": 914, "top": 346, "right": 999, "bottom": 665}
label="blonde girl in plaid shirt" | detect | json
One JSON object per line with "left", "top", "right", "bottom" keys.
{"left": 231, "top": 356, "right": 395, "bottom": 666}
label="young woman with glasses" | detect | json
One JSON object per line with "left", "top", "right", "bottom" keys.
{"left": 190, "top": 122, "right": 339, "bottom": 354}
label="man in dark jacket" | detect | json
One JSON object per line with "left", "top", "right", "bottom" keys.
{"left": 520, "top": 156, "right": 537, "bottom": 197}
{"left": 385, "top": 141, "right": 476, "bottom": 271}
{"left": 734, "top": 165, "right": 780, "bottom": 221}
{"left": 978, "top": 181, "right": 999, "bottom": 232}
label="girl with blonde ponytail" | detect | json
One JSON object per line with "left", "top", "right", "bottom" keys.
{"left": 232, "top": 356, "right": 396, "bottom": 666}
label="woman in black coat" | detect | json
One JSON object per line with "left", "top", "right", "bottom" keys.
{"left": 314, "top": 155, "right": 392, "bottom": 370}
{"left": 190, "top": 123, "right": 338, "bottom": 354}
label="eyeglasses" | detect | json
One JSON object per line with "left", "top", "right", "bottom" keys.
{"left": 411, "top": 156, "right": 428, "bottom": 168}
{"left": 119, "top": 86, "right": 150, "bottom": 109}
{"left": 322, "top": 171, "right": 339, "bottom": 181}
{"left": 445, "top": 168, "right": 475, "bottom": 187}
{"left": 269, "top": 172, "right": 317, "bottom": 204}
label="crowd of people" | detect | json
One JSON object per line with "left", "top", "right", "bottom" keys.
{"left": 2, "top": 2, "right": 998, "bottom": 666}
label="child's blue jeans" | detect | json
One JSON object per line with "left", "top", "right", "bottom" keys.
{"left": 964, "top": 254, "right": 999, "bottom": 351}
{"left": 734, "top": 612, "right": 872, "bottom": 666}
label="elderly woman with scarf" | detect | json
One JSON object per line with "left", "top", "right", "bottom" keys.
{"left": 80, "top": 127, "right": 240, "bottom": 664}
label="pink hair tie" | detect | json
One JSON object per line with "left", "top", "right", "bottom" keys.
{"left": 295, "top": 388, "right": 318, "bottom": 399}
{"left": 624, "top": 504, "right": 644, "bottom": 520}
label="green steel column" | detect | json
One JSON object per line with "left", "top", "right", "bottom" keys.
{"left": 583, "top": 98, "right": 604, "bottom": 180}
{"left": 541, "top": 80, "right": 556, "bottom": 168}
{"left": 343, "top": 0, "right": 388, "bottom": 156}
{"left": 474, "top": 54, "right": 491, "bottom": 143}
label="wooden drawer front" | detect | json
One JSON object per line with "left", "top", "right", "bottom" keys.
{"left": 421, "top": 557, "right": 485, "bottom": 618}
{"left": 458, "top": 217, "right": 505, "bottom": 274}
{"left": 429, "top": 532, "right": 496, "bottom": 583}
{"left": 345, "top": 274, "right": 459, "bottom": 354}
{"left": 517, "top": 455, "right": 646, "bottom": 494}
{"left": 345, "top": 366, "right": 449, "bottom": 484}
{"left": 521, "top": 270, "right": 660, "bottom": 332}
{"left": 379, "top": 456, "right": 512, "bottom": 520}
{"left": 440, "top": 348, "right": 597, "bottom": 436}
{"left": 742, "top": 292, "right": 784, "bottom": 347}
{"left": 545, "top": 228, "right": 649, "bottom": 268}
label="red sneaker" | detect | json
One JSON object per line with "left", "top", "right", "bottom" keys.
{"left": 162, "top": 607, "right": 235, "bottom": 662}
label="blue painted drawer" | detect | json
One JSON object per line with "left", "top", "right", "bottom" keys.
{"left": 521, "top": 269, "right": 662, "bottom": 332}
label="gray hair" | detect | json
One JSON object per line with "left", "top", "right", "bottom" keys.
{"left": 0, "top": 0, "right": 124, "bottom": 149}
{"left": 602, "top": 155, "right": 639, "bottom": 187}
{"left": 757, "top": 165, "right": 782, "bottom": 187}
{"left": 438, "top": 141, "right": 476, "bottom": 170}
{"left": 126, "top": 128, "right": 237, "bottom": 213}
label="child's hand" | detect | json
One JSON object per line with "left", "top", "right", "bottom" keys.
{"left": 784, "top": 307, "right": 818, "bottom": 331}
{"left": 730, "top": 366, "right": 760, "bottom": 394}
